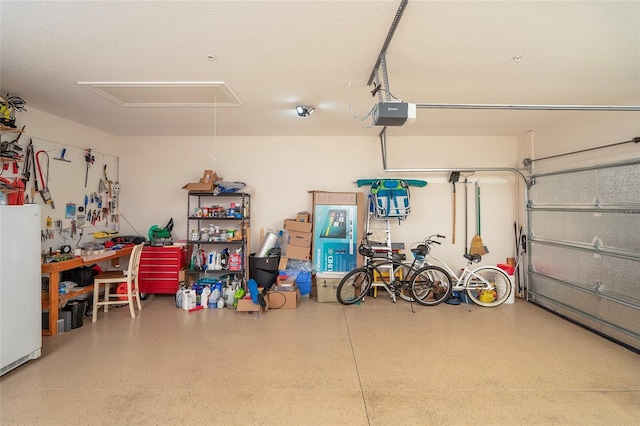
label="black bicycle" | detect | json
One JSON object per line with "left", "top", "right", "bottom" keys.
{"left": 336, "top": 234, "right": 430, "bottom": 305}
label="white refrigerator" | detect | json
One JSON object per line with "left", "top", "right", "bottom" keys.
{"left": 0, "top": 204, "right": 42, "bottom": 376}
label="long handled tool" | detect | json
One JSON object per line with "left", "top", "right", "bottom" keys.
{"left": 464, "top": 176, "right": 469, "bottom": 254}
{"left": 514, "top": 222, "right": 521, "bottom": 297}
{"left": 469, "top": 181, "right": 488, "bottom": 255}
{"left": 520, "top": 229, "right": 527, "bottom": 298}
{"left": 448, "top": 171, "right": 460, "bottom": 244}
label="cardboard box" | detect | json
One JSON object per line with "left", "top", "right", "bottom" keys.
{"left": 284, "top": 219, "right": 313, "bottom": 233}
{"left": 278, "top": 256, "right": 289, "bottom": 270}
{"left": 182, "top": 170, "right": 219, "bottom": 193}
{"left": 296, "top": 212, "right": 311, "bottom": 222}
{"left": 285, "top": 244, "right": 311, "bottom": 261}
{"left": 267, "top": 287, "right": 301, "bottom": 309}
{"left": 310, "top": 191, "right": 365, "bottom": 273}
{"left": 287, "top": 230, "right": 312, "bottom": 247}
{"left": 311, "top": 192, "right": 360, "bottom": 205}
{"left": 276, "top": 275, "right": 295, "bottom": 287}
{"left": 315, "top": 273, "right": 344, "bottom": 303}
{"left": 235, "top": 298, "right": 267, "bottom": 313}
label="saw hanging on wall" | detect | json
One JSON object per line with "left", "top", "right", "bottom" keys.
{"left": 34, "top": 149, "right": 55, "bottom": 209}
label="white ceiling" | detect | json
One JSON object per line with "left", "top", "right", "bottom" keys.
{"left": 1, "top": 0, "right": 639, "bottom": 137}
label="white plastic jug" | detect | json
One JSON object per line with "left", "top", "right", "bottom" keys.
{"left": 208, "top": 287, "right": 220, "bottom": 308}
{"left": 224, "top": 287, "right": 235, "bottom": 308}
{"left": 207, "top": 250, "right": 217, "bottom": 270}
{"left": 182, "top": 289, "right": 196, "bottom": 311}
{"left": 201, "top": 286, "right": 211, "bottom": 309}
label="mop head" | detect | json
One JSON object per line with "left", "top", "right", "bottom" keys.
{"left": 469, "top": 235, "right": 487, "bottom": 255}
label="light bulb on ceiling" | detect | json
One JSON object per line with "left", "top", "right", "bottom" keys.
{"left": 296, "top": 105, "right": 314, "bottom": 117}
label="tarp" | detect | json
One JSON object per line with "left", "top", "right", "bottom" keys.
{"left": 356, "top": 178, "right": 427, "bottom": 188}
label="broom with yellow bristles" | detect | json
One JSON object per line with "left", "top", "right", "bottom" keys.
{"left": 469, "top": 181, "right": 489, "bottom": 255}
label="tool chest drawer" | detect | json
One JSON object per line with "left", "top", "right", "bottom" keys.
{"left": 138, "top": 246, "right": 186, "bottom": 294}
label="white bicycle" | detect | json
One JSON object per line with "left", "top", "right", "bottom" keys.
{"left": 409, "top": 234, "right": 512, "bottom": 307}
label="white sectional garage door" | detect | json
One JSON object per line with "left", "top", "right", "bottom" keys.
{"left": 527, "top": 160, "right": 640, "bottom": 351}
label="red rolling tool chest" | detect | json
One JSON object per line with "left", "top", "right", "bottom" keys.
{"left": 138, "top": 246, "right": 186, "bottom": 295}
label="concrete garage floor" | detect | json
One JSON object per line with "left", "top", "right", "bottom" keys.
{"left": 1, "top": 295, "right": 638, "bottom": 425}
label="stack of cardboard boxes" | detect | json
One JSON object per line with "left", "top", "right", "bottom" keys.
{"left": 236, "top": 213, "right": 308, "bottom": 311}
{"left": 279, "top": 212, "right": 312, "bottom": 270}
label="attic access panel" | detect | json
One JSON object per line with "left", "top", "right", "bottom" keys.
{"left": 77, "top": 82, "right": 242, "bottom": 107}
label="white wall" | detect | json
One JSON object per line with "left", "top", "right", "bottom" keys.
{"left": 18, "top": 107, "right": 118, "bottom": 155}
{"left": 529, "top": 95, "right": 640, "bottom": 171}
{"left": 17, "top": 102, "right": 638, "bottom": 282}
{"left": 117, "top": 134, "right": 519, "bottom": 269}
{"left": 17, "top": 106, "right": 524, "bottom": 270}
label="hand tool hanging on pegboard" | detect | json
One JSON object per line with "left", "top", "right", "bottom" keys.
{"left": 103, "top": 164, "right": 113, "bottom": 225}
{"left": 35, "top": 149, "right": 55, "bottom": 208}
{"left": 54, "top": 148, "right": 71, "bottom": 162}
{"left": 20, "top": 138, "right": 32, "bottom": 186}
{"left": 84, "top": 148, "right": 94, "bottom": 187}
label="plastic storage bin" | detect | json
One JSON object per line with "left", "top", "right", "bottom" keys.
{"left": 296, "top": 271, "right": 312, "bottom": 296}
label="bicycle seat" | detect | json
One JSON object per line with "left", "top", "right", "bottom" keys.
{"left": 411, "top": 244, "right": 428, "bottom": 256}
{"left": 463, "top": 253, "right": 482, "bottom": 263}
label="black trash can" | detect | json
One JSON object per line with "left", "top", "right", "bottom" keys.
{"left": 249, "top": 253, "right": 280, "bottom": 291}
{"left": 63, "top": 300, "right": 86, "bottom": 329}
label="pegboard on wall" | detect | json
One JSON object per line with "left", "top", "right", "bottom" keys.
{"left": 0, "top": 132, "right": 119, "bottom": 252}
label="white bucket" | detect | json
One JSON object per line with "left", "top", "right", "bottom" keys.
{"left": 495, "top": 274, "right": 515, "bottom": 304}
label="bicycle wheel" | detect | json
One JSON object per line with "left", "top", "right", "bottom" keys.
{"left": 410, "top": 266, "right": 452, "bottom": 306}
{"left": 336, "top": 268, "right": 372, "bottom": 305}
{"left": 464, "top": 266, "right": 511, "bottom": 307}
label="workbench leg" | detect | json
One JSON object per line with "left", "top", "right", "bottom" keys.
{"left": 48, "top": 272, "right": 59, "bottom": 336}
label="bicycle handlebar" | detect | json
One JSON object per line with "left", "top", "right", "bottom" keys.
{"left": 423, "top": 234, "right": 446, "bottom": 245}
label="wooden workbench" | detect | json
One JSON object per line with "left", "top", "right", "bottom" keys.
{"left": 41, "top": 246, "right": 133, "bottom": 336}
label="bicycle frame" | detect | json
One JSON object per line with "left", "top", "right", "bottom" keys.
{"left": 418, "top": 251, "right": 499, "bottom": 294}
{"left": 408, "top": 235, "right": 512, "bottom": 307}
{"left": 363, "top": 256, "right": 421, "bottom": 302}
